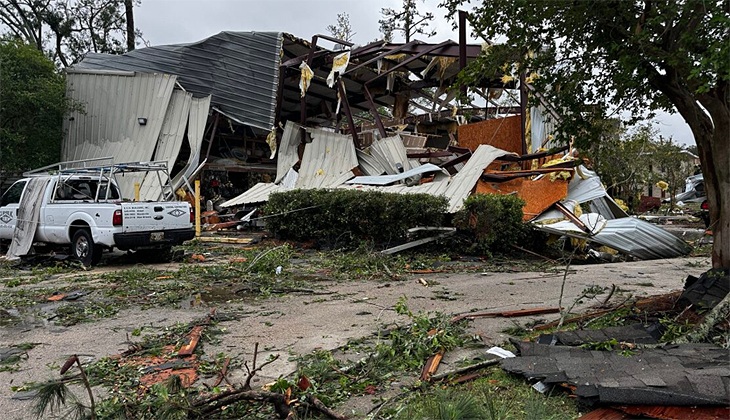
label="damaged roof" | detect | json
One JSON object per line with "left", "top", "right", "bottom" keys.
{"left": 502, "top": 341, "right": 730, "bottom": 406}
{"left": 76, "top": 31, "right": 284, "bottom": 131}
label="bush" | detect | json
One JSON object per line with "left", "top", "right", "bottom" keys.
{"left": 262, "top": 189, "right": 448, "bottom": 248}
{"left": 453, "top": 193, "right": 529, "bottom": 256}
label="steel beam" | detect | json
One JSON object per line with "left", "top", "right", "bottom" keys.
{"left": 364, "top": 85, "right": 387, "bottom": 137}
{"left": 337, "top": 79, "right": 360, "bottom": 148}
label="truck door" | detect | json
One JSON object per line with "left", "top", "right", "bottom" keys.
{"left": 0, "top": 180, "right": 27, "bottom": 240}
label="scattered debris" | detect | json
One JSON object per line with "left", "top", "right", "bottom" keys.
{"left": 451, "top": 307, "right": 561, "bottom": 322}
{"left": 501, "top": 341, "right": 730, "bottom": 406}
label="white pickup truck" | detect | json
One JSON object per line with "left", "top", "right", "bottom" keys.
{"left": 0, "top": 173, "right": 194, "bottom": 265}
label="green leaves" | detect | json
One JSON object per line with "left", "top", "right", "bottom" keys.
{"left": 263, "top": 189, "right": 448, "bottom": 248}
{"left": 453, "top": 193, "right": 529, "bottom": 256}
{"left": 0, "top": 40, "right": 70, "bottom": 172}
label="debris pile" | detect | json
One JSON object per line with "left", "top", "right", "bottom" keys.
{"left": 221, "top": 119, "right": 690, "bottom": 260}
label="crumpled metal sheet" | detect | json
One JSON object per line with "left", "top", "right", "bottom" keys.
{"left": 296, "top": 128, "right": 358, "bottom": 189}
{"left": 346, "top": 163, "right": 444, "bottom": 185}
{"left": 535, "top": 215, "right": 691, "bottom": 260}
{"left": 7, "top": 177, "right": 52, "bottom": 258}
{"left": 222, "top": 144, "right": 507, "bottom": 212}
{"left": 275, "top": 121, "right": 303, "bottom": 184}
{"left": 569, "top": 166, "right": 628, "bottom": 219}
{"left": 356, "top": 149, "right": 387, "bottom": 176}
{"left": 170, "top": 95, "right": 212, "bottom": 194}
{"left": 76, "top": 31, "right": 283, "bottom": 132}
{"left": 369, "top": 135, "right": 415, "bottom": 175}
{"left": 139, "top": 89, "right": 192, "bottom": 200}
{"left": 62, "top": 71, "right": 178, "bottom": 198}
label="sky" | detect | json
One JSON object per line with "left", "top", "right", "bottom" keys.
{"left": 136, "top": 0, "right": 694, "bottom": 145}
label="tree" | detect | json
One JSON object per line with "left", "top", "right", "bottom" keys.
{"left": 586, "top": 122, "right": 655, "bottom": 209}
{"left": 442, "top": 0, "right": 730, "bottom": 268}
{"left": 651, "top": 137, "right": 695, "bottom": 211}
{"left": 379, "top": 0, "right": 436, "bottom": 43}
{"left": 0, "top": 0, "right": 142, "bottom": 67}
{"left": 0, "top": 40, "right": 72, "bottom": 173}
{"left": 326, "top": 12, "right": 355, "bottom": 43}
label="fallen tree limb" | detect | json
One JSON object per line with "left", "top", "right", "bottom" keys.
{"left": 195, "top": 389, "right": 292, "bottom": 418}
{"left": 672, "top": 293, "right": 730, "bottom": 344}
{"left": 307, "top": 396, "right": 348, "bottom": 419}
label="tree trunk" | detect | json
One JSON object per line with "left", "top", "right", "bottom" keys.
{"left": 124, "top": 0, "right": 135, "bottom": 51}
{"left": 647, "top": 70, "right": 729, "bottom": 269}
{"left": 684, "top": 108, "right": 729, "bottom": 269}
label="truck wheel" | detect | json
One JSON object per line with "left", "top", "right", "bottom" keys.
{"left": 71, "top": 229, "right": 102, "bottom": 266}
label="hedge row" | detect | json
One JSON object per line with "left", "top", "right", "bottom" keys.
{"left": 263, "top": 189, "right": 448, "bottom": 247}
{"left": 453, "top": 193, "right": 529, "bottom": 256}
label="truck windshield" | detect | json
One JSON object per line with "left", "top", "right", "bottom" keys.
{"left": 54, "top": 179, "right": 120, "bottom": 201}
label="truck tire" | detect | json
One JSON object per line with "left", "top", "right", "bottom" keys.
{"left": 71, "top": 229, "right": 102, "bottom": 266}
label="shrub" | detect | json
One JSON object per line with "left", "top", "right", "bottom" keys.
{"left": 453, "top": 193, "right": 529, "bottom": 256}
{"left": 262, "top": 189, "right": 448, "bottom": 248}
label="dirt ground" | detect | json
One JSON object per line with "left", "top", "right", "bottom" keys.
{"left": 0, "top": 246, "right": 712, "bottom": 420}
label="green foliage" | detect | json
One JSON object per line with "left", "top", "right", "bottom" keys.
{"left": 379, "top": 0, "right": 437, "bottom": 42}
{"left": 0, "top": 40, "right": 71, "bottom": 172}
{"left": 263, "top": 189, "right": 447, "bottom": 248}
{"left": 442, "top": 1, "right": 729, "bottom": 146}
{"left": 394, "top": 369, "right": 575, "bottom": 420}
{"left": 453, "top": 193, "right": 529, "bottom": 256}
{"left": 295, "top": 298, "right": 467, "bottom": 407}
{"left": 0, "top": 1, "right": 142, "bottom": 67}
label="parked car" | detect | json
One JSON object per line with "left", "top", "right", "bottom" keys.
{"left": 0, "top": 163, "right": 194, "bottom": 265}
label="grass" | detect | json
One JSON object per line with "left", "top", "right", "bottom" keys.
{"left": 390, "top": 369, "right": 576, "bottom": 420}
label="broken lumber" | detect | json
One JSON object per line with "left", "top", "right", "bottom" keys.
{"left": 451, "top": 307, "right": 560, "bottom": 322}
{"left": 381, "top": 230, "right": 456, "bottom": 255}
{"left": 195, "top": 236, "right": 253, "bottom": 244}
{"left": 420, "top": 352, "right": 443, "bottom": 381}
{"left": 430, "top": 358, "right": 500, "bottom": 381}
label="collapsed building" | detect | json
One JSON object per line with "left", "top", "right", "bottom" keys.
{"left": 60, "top": 26, "right": 691, "bottom": 260}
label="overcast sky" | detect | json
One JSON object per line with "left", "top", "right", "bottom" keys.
{"left": 135, "top": 0, "right": 694, "bottom": 145}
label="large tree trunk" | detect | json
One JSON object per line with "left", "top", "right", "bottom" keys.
{"left": 124, "top": 0, "right": 135, "bottom": 51}
{"left": 684, "top": 101, "right": 729, "bottom": 269}
{"left": 647, "top": 68, "right": 729, "bottom": 269}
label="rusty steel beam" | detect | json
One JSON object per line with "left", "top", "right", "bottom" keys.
{"left": 336, "top": 79, "right": 360, "bottom": 148}
{"left": 345, "top": 40, "right": 420, "bottom": 76}
{"left": 364, "top": 85, "right": 387, "bottom": 137}
{"left": 439, "top": 151, "right": 472, "bottom": 169}
{"left": 366, "top": 41, "right": 454, "bottom": 87}
{"left": 554, "top": 202, "right": 591, "bottom": 234}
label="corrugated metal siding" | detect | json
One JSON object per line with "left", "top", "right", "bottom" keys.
{"left": 442, "top": 145, "right": 506, "bottom": 212}
{"left": 76, "top": 31, "right": 283, "bottom": 131}
{"left": 62, "top": 71, "right": 177, "bottom": 198}
{"left": 530, "top": 103, "right": 558, "bottom": 152}
{"left": 535, "top": 216, "right": 691, "bottom": 260}
{"left": 296, "top": 129, "right": 358, "bottom": 189}
{"left": 275, "top": 121, "right": 303, "bottom": 184}
{"left": 139, "top": 90, "right": 192, "bottom": 200}
{"left": 171, "top": 95, "right": 212, "bottom": 192}
{"left": 221, "top": 182, "right": 283, "bottom": 206}
{"left": 356, "top": 149, "right": 386, "bottom": 176}
{"left": 369, "top": 135, "right": 415, "bottom": 175}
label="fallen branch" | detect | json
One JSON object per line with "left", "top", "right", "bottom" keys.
{"left": 243, "top": 343, "right": 279, "bottom": 390}
{"left": 195, "top": 389, "right": 292, "bottom": 419}
{"left": 673, "top": 293, "right": 730, "bottom": 344}
{"left": 307, "top": 395, "right": 348, "bottom": 419}
{"left": 510, "top": 244, "right": 558, "bottom": 264}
